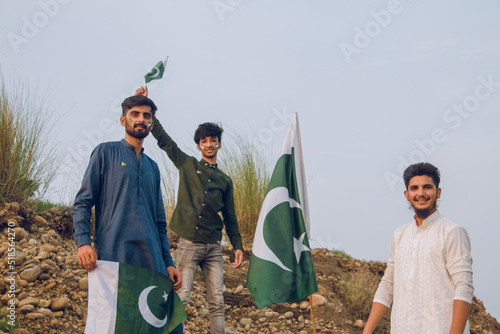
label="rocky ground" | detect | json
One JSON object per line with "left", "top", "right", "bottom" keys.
{"left": 1, "top": 201, "right": 499, "bottom": 333}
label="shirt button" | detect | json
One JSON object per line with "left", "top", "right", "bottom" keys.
{"left": 202, "top": 203, "right": 205, "bottom": 206}
{"left": 196, "top": 227, "right": 199, "bottom": 230}
{"left": 208, "top": 179, "right": 211, "bottom": 182}
{"left": 205, "top": 191, "right": 207, "bottom": 193}
{"left": 199, "top": 216, "right": 202, "bottom": 218}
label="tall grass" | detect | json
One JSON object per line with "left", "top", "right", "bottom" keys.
{"left": 219, "top": 134, "right": 270, "bottom": 243}
{"left": 0, "top": 81, "right": 58, "bottom": 203}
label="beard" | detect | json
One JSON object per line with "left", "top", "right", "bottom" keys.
{"left": 125, "top": 123, "right": 150, "bottom": 139}
{"left": 410, "top": 197, "right": 438, "bottom": 219}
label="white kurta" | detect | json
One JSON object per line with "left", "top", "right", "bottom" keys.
{"left": 374, "top": 211, "right": 473, "bottom": 334}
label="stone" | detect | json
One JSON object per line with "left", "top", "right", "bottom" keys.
{"left": 38, "top": 308, "right": 53, "bottom": 317}
{"left": 239, "top": 318, "right": 252, "bottom": 326}
{"left": 45, "top": 282, "right": 56, "bottom": 290}
{"left": 20, "top": 266, "right": 41, "bottom": 282}
{"left": 13, "top": 227, "right": 28, "bottom": 241}
{"left": 19, "top": 304, "right": 34, "bottom": 313}
{"left": 33, "top": 215, "right": 49, "bottom": 227}
{"left": 78, "top": 277, "right": 88, "bottom": 291}
{"left": 38, "top": 273, "right": 50, "bottom": 280}
{"left": 39, "top": 299, "right": 51, "bottom": 308}
{"left": 18, "top": 297, "right": 39, "bottom": 307}
{"left": 234, "top": 285, "right": 244, "bottom": 293}
{"left": 199, "top": 308, "right": 209, "bottom": 318}
{"left": 51, "top": 297, "right": 70, "bottom": 311}
{"left": 311, "top": 293, "right": 326, "bottom": 306}
{"left": 7, "top": 218, "right": 18, "bottom": 227}
{"left": 40, "top": 244, "right": 57, "bottom": 253}
{"left": 26, "top": 312, "right": 45, "bottom": 319}
{"left": 284, "top": 311, "right": 294, "bottom": 319}
{"left": 299, "top": 300, "right": 310, "bottom": 309}
{"left": 354, "top": 319, "right": 364, "bottom": 328}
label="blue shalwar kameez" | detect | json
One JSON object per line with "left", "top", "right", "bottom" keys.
{"left": 72, "top": 139, "right": 175, "bottom": 276}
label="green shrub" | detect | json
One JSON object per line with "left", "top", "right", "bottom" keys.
{"left": 0, "top": 81, "right": 58, "bottom": 203}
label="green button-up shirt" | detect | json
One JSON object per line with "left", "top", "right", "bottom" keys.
{"left": 152, "top": 116, "right": 243, "bottom": 251}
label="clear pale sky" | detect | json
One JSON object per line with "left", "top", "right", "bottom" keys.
{"left": 1, "top": 0, "right": 499, "bottom": 321}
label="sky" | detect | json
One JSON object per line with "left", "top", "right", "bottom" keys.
{"left": 1, "top": 0, "right": 499, "bottom": 322}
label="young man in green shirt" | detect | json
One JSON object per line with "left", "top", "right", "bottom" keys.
{"left": 136, "top": 86, "right": 243, "bottom": 333}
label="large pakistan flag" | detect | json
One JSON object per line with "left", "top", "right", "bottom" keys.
{"left": 247, "top": 113, "right": 318, "bottom": 310}
{"left": 85, "top": 260, "right": 186, "bottom": 334}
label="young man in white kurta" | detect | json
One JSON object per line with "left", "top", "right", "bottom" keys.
{"left": 363, "top": 163, "right": 473, "bottom": 334}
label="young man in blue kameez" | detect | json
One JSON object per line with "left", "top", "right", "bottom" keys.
{"left": 72, "top": 95, "right": 182, "bottom": 287}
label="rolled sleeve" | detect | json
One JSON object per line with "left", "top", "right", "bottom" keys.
{"left": 373, "top": 237, "right": 395, "bottom": 308}
{"left": 446, "top": 226, "right": 474, "bottom": 303}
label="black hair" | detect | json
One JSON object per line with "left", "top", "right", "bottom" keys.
{"left": 403, "top": 162, "right": 441, "bottom": 189}
{"left": 121, "top": 95, "right": 157, "bottom": 116}
{"left": 193, "top": 122, "right": 224, "bottom": 144}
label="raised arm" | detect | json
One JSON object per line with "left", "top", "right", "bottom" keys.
{"left": 135, "top": 86, "right": 188, "bottom": 168}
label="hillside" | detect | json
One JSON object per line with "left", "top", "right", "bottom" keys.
{"left": 1, "top": 201, "right": 499, "bottom": 333}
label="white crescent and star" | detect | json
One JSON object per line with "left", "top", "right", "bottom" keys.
{"left": 252, "top": 186, "right": 311, "bottom": 271}
{"left": 138, "top": 286, "right": 169, "bottom": 328}
{"left": 148, "top": 66, "right": 160, "bottom": 78}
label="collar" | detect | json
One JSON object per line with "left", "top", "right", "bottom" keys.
{"left": 417, "top": 210, "right": 440, "bottom": 228}
{"left": 200, "top": 159, "right": 217, "bottom": 169}
{"left": 120, "top": 138, "right": 144, "bottom": 154}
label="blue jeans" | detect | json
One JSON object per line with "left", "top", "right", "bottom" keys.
{"left": 176, "top": 238, "right": 225, "bottom": 334}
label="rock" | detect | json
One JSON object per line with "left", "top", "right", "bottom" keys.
{"left": 311, "top": 293, "right": 326, "bottom": 306}
{"left": 284, "top": 311, "right": 294, "bottom": 319}
{"left": 40, "top": 244, "right": 57, "bottom": 253}
{"left": 354, "top": 319, "right": 365, "bottom": 328}
{"left": 299, "top": 300, "right": 310, "bottom": 309}
{"left": 33, "top": 215, "right": 49, "bottom": 227}
{"left": 234, "top": 285, "right": 244, "bottom": 293}
{"left": 18, "top": 297, "right": 39, "bottom": 307}
{"left": 39, "top": 273, "right": 51, "bottom": 280}
{"left": 51, "top": 297, "right": 70, "bottom": 311}
{"left": 38, "top": 308, "right": 53, "bottom": 318}
{"left": 7, "top": 218, "right": 18, "bottom": 227}
{"left": 239, "top": 318, "right": 252, "bottom": 326}
{"left": 198, "top": 308, "right": 209, "bottom": 318}
{"left": 20, "top": 266, "right": 41, "bottom": 282}
{"left": 39, "top": 299, "right": 51, "bottom": 308}
{"left": 79, "top": 277, "right": 88, "bottom": 291}
{"left": 13, "top": 227, "right": 28, "bottom": 241}
{"left": 26, "top": 312, "right": 44, "bottom": 319}
{"left": 19, "top": 305, "right": 35, "bottom": 313}
{"left": 45, "top": 282, "right": 56, "bottom": 289}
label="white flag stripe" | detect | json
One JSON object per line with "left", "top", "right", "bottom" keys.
{"left": 279, "top": 113, "right": 310, "bottom": 236}
{"left": 162, "top": 56, "right": 169, "bottom": 69}
{"left": 85, "top": 260, "right": 119, "bottom": 334}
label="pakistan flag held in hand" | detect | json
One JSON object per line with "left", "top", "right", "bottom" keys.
{"left": 85, "top": 260, "right": 186, "bottom": 334}
{"left": 247, "top": 113, "right": 318, "bottom": 310}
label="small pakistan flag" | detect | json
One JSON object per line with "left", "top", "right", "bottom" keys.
{"left": 85, "top": 260, "right": 186, "bottom": 334}
{"left": 144, "top": 57, "right": 168, "bottom": 84}
{"left": 247, "top": 113, "right": 318, "bottom": 310}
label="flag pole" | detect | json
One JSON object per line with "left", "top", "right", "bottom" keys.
{"left": 309, "top": 295, "right": 317, "bottom": 334}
